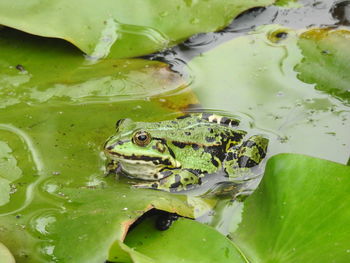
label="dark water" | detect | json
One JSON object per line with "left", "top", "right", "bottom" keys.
{"left": 146, "top": 0, "right": 350, "bottom": 74}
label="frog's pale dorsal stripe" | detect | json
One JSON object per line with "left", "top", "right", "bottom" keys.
{"left": 201, "top": 113, "right": 240, "bottom": 127}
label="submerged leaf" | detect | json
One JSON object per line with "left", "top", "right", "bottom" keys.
{"left": 0, "top": 28, "right": 191, "bottom": 109}
{"left": 188, "top": 25, "right": 350, "bottom": 164}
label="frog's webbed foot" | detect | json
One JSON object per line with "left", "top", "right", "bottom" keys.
{"left": 132, "top": 169, "right": 201, "bottom": 192}
{"left": 132, "top": 181, "right": 163, "bottom": 190}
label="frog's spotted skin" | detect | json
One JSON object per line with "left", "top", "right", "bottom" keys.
{"left": 104, "top": 113, "right": 268, "bottom": 192}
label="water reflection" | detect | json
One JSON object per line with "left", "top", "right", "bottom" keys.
{"left": 149, "top": 0, "right": 344, "bottom": 72}
{"left": 331, "top": 0, "right": 350, "bottom": 25}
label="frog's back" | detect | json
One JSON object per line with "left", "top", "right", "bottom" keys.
{"left": 142, "top": 113, "right": 246, "bottom": 147}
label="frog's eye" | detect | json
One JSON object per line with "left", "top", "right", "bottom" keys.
{"left": 133, "top": 130, "right": 151, "bottom": 147}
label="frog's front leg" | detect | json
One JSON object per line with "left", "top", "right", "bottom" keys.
{"left": 105, "top": 160, "right": 122, "bottom": 175}
{"left": 132, "top": 169, "right": 201, "bottom": 192}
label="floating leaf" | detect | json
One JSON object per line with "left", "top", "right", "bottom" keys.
{"left": 121, "top": 216, "right": 246, "bottom": 263}
{"left": 296, "top": 28, "right": 350, "bottom": 105}
{"left": 230, "top": 154, "right": 350, "bottom": 262}
{"left": 0, "top": 0, "right": 276, "bottom": 58}
{"left": 0, "top": 27, "right": 206, "bottom": 262}
{"left": 0, "top": 28, "right": 192, "bottom": 108}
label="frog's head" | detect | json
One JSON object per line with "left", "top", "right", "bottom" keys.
{"left": 104, "top": 118, "right": 181, "bottom": 180}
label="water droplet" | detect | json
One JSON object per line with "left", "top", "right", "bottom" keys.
{"left": 43, "top": 244, "right": 55, "bottom": 255}
{"left": 43, "top": 183, "right": 58, "bottom": 194}
{"left": 28, "top": 211, "right": 59, "bottom": 236}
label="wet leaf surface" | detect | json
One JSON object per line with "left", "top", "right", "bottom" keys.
{"left": 0, "top": 27, "right": 206, "bottom": 262}
{"left": 0, "top": 0, "right": 276, "bottom": 58}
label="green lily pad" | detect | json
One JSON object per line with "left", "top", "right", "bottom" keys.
{"left": 296, "top": 28, "right": 350, "bottom": 105}
{"left": 0, "top": 0, "right": 275, "bottom": 59}
{"left": 275, "top": 0, "right": 301, "bottom": 8}
{"left": 40, "top": 185, "right": 214, "bottom": 262}
{"left": 188, "top": 25, "right": 350, "bottom": 164}
{"left": 121, "top": 216, "right": 246, "bottom": 263}
{"left": 230, "top": 154, "right": 350, "bottom": 262}
{"left": 0, "top": 28, "right": 208, "bottom": 262}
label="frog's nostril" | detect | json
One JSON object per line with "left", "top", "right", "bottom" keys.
{"left": 106, "top": 145, "right": 114, "bottom": 151}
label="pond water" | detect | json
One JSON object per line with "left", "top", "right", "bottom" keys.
{"left": 143, "top": 0, "right": 350, "bottom": 165}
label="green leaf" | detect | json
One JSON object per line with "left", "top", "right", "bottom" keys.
{"left": 122, "top": 216, "right": 246, "bottom": 263}
{"left": 275, "top": 0, "right": 301, "bottom": 8}
{"left": 230, "top": 154, "right": 350, "bottom": 262}
{"left": 0, "top": 28, "right": 193, "bottom": 108}
{"left": 0, "top": 28, "right": 208, "bottom": 262}
{"left": 0, "top": 0, "right": 275, "bottom": 58}
{"left": 43, "top": 186, "right": 214, "bottom": 262}
{"left": 188, "top": 25, "right": 350, "bottom": 164}
{"left": 296, "top": 28, "right": 350, "bottom": 105}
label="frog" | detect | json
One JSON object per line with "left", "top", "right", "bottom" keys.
{"left": 104, "top": 113, "right": 268, "bottom": 192}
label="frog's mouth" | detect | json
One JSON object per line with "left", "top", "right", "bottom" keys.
{"left": 106, "top": 151, "right": 180, "bottom": 180}
{"left": 106, "top": 151, "right": 173, "bottom": 166}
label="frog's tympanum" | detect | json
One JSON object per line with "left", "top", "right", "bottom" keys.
{"left": 104, "top": 113, "right": 268, "bottom": 192}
